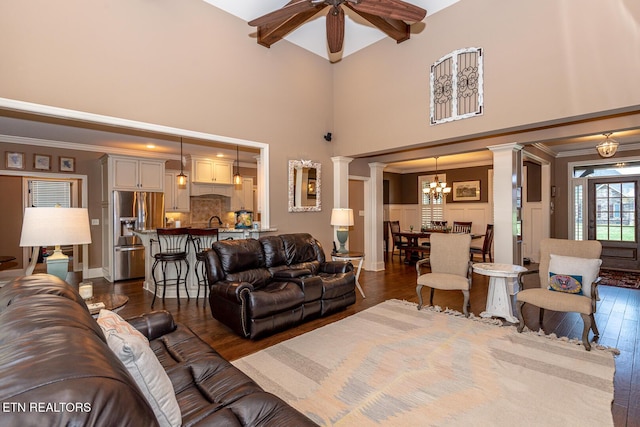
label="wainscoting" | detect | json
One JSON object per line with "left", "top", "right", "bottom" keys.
{"left": 386, "top": 203, "right": 492, "bottom": 236}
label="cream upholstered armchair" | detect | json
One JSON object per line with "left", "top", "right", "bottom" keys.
{"left": 416, "top": 233, "right": 473, "bottom": 316}
{"left": 516, "top": 238, "right": 602, "bottom": 351}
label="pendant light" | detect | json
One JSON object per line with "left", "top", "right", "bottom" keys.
{"left": 177, "top": 138, "right": 187, "bottom": 186}
{"left": 422, "top": 156, "right": 451, "bottom": 202}
{"left": 596, "top": 132, "right": 619, "bottom": 158}
{"left": 233, "top": 145, "right": 242, "bottom": 185}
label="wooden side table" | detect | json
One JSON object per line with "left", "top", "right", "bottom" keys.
{"left": 472, "top": 262, "right": 527, "bottom": 323}
{"left": 332, "top": 251, "right": 365, "bottom": 298}
{"left": 86, "top": 293, "right": 129, "bottom": 315}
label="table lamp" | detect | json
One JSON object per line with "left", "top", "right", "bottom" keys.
{"left": 331, "top": 208, "right": 354, "bottom": 254}
{"left": 19, "top": 207, "right": 92, "bottom": 281}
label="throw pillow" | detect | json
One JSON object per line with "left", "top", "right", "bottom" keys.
{"left": 548, "top": 254, "right": 602, "bottom": 296}
{"left": 97, "top": 309, "right": 148, "bottom": 344}
{"left": 548, "top": 272, "right": 583, "bottom": 294}
{"left": 97, "top": 310, "right": 181, "bottom": 427}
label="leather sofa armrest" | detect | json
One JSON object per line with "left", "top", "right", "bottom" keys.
{"left": 321, "top": 261, "right": 354, "bottom": 274}
{"left": 211, "top": 280, "right": 255, "bottom": 303}
{"left": 127, "top": 310, "right": 177, "bottom": 340}
{"left": 273, "top": 269, "right": 312, "bottom": 279}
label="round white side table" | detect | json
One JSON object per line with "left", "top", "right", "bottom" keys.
{"left": 472, "top": 262, "right": 527, "bottom": 323}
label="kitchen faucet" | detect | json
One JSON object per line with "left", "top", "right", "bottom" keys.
{"left": 208, "top": 215, "right": 223, "bottom": 228}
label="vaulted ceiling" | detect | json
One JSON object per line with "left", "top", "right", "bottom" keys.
{"left": 202, "top": 0, "right": 460, "bottom": 60}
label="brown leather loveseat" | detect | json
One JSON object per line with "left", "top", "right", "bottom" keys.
{"left": 0, "top": 274, "right": 317, "bottom": 426}
{"left": 204, "top": 233, "right": 356, "bottom": 339}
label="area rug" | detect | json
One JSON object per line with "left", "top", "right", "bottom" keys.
{"left": 599, "top": 268, "right": 640, "bottom": 289}
{"left": 233, "top": 299, "right": 616, "bottom": 426}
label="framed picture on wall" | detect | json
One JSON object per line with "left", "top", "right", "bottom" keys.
{"left": 59, "top": 156, "right": 75, "bottom": 172}
{"left": 307, "top": 178, "right": 316, "bottom": 198}
{"left": 452, "top": 180, "right": 481, "bottom": 201}
{"left": 34, "top": 154, "right": 51, "bottom": 170}
{"left": 5, "top": 151, "right": 25, "bottom": 170}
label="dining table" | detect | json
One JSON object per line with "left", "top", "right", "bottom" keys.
{"left": 394, "top": 230, "right": 439, "bottom": 264}
{"left": 394, "top": 230, "right": 483, "bottom": 264}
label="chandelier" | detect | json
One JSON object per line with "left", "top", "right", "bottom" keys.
{"left": 423, "top": 157, "right": 451, "bottom": 201}
{"left": 596, "top": 132, "right": 619, "bottom": 158}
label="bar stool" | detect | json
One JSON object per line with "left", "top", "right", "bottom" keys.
{"left": 150, "top": 228, "right": 190, "bottom": 308}
{"left": 188, "top": 228, "right": 219, "bottom": 308}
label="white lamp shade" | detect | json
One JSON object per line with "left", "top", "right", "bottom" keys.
{"left": 330, "top": 208, "right": 354, "bottom": 227}
{"left": 20, "top": 207, "right": 92, "bottom": 247}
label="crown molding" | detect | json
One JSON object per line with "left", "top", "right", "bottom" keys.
{"left": 0, "top": 134, "right": 180, "bottom": 160}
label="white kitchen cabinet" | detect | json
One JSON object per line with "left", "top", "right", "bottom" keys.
{"left": 231, "top": 177, "right": 254, "bottom": 211}
{"left": 165, "top": 170, "right": 190, "bottom": 212}
{"left": 110, "top": 156, "right": 164, "bottom": 191}
{"left": 190, "top": 183, "right": 232, "bottom": 197}
{"left": 190, "top": 156, "right": 233, "bottom": 184}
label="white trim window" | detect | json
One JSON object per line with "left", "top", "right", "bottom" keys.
{"left": 29, "top": 180, "right": 71, "bottom": 207}
{"left": 419, "top": 175, "right": 445, "bottom": 228}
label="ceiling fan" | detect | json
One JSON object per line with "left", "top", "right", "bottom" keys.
{"left": 248, "top": 0, "right": 427, "bottom": 55}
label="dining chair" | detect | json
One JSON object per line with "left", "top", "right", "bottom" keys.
{"left": 470, "top": 224, "right": 494, "bottom": 262}
{"left": 416, "top": 233, "right": 473, "bottom": 316}
{"left": 383, "top": 220, "right": 390, "bottom": 253}
{"left": 389, "top": 220, "right": 407, "bottom": 259}
{"left": 452, "top": 221, "right": 472, "bottom": 234}
{"left": 430, "top": 220, "right": 448, "bottom": 230}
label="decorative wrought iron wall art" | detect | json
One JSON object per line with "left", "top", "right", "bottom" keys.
{"left": 430, "top": 47, "right": 483, "bottom": 125}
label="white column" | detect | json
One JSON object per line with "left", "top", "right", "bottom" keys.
{"left": 366, "top": 162, "right": 387, "bottom": 271}
{"left": 255, "top": 149, "right": 270, "bottom": 228}
{"left": 487, "top": 143, "right": 523, "bottom": 265}
{"left": 331, "top": 156, "right": 353, "bottom": 208}
{"left": 331, "top": 156, "right": 354, "bottom": 248}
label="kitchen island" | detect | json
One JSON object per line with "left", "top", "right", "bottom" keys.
{"left": 133, "top": 227, "right": 277, "bottom": 299}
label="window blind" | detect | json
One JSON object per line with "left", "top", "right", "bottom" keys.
{"left": 30, "top": 180, "right": 71, "bottom": 208}
{"left": 419, "top": 175, "right": 445, "bottom": 227}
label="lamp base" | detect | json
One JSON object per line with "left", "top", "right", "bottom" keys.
{"left": 45, "top": 247, "right": 69, "bottom": 281}
{"left": 336, "top": 229, "right": 349, "bottom": 254}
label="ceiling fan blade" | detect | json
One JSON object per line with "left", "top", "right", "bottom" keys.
{"left": 351, "top": 0, "right": 426, "bottom": 22}
{"left": 326, "top": 7, "right": 345, "bottom": 53}
{"left": 248, "top": 0, "right": 315, "bottom": 27}
{"left": 257, "top": 6, "right": 327, "bottom": 48}
{"left": 344, "top": 3, "right": 410, "bottom": 43}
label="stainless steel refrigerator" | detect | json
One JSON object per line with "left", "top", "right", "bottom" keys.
{"left": 113, "top": 191, "right": 164, "bottom": 281}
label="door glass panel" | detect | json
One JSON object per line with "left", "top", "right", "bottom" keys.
{"left": 595, "top": 182, "right": 636, "bottom": 242}
{"left": 573, "top": 184, "right": 584, "bottom": 240}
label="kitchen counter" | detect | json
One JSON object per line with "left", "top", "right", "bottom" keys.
{"left": 133, "top": 227, "right": 277, "bottom": 298}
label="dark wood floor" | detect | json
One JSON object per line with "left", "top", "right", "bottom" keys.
{"left": 88, "top": 253, "right": 639, "bottom": 427}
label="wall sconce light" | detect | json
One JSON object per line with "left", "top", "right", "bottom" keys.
{"left": 596, "top": 133, "right": 619, "bottom": 158}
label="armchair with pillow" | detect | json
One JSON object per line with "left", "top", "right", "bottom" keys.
{"left": 516, "top": 238, "right": 602, "bottom": 350}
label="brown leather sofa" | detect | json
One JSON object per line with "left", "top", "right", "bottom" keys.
{"left": 205, "top": 233, "right": 356, "bottom": 339}
{"left": 0, "top": 274, "right": 317, "bottom": 426}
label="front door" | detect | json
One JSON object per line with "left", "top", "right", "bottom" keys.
{"left": 588, "top": 177, "right": 639, "bottom": 270}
